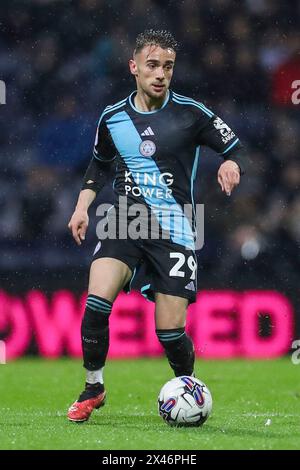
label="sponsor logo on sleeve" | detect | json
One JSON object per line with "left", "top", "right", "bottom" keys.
{"left": 213, "top": 117, "right": 235, "bottom": 144}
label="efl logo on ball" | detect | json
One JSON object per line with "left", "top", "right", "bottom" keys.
{"left": 158, "top": 376, "right": 212, "bottom": 427}
{"left": 139, "top": 140, "right": 156, "bottom": 157}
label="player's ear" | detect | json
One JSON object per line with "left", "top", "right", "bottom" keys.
{"left": 129, "top": 59, "right": 138, "bottom": 76}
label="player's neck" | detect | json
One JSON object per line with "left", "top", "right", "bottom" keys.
{"left": 134, "top": 89, "right": 168, "bottom": 112}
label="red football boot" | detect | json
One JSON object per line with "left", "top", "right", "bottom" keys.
{"left": 67, "top": 383, "right": 106, "bottom": 423}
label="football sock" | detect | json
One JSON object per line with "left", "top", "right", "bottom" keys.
{"left": 156, "top": 328, "right": 195, "bottom": 376}
{"left": 86, "top": 367, "right": 104, "bottom": 385}
{"left": 81, "top": 295, "right": 112, "bottom": 372}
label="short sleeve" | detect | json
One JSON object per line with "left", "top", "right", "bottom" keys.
{"left": 93, "top": 116, "right": 117, "bottom": 162}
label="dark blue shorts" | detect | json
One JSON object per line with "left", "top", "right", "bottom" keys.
{"left": 92, "top": 237, "right": 197, "bottom": 304}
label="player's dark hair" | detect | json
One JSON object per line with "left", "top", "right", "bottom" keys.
{"left": 134, "top": 29, "right": 178, "bottom": 55}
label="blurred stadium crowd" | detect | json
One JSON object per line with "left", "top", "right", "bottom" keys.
{"left": 0, "top": 0, "right": 299, "bottom": 293}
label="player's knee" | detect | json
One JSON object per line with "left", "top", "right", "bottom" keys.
{"left": 155, "top": 295, "right": 187, "bottom": 330}
{"left": 156, "top": 317, "right": 185, "bottom": 330}
{"left": 89, "top": 258, "right": 132, "bottom": 303}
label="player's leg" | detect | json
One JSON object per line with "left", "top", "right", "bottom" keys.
{"left": 68, "top": 257, "right": 132, "bottom": 422}
{"left": 82, "top": 257, "right": 132, "bottom": 381}
{"left": 141, "top": 240, "right": 197, "bottom": 377}
{"left": 154, "top": 293, "right": 195, "bottom": 377}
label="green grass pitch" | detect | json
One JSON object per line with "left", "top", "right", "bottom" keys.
{"left": 0, "top": 357, "right": 299, "bottom": 450}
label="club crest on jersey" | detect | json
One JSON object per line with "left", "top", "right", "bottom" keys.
{"left": 139, "top": 140, "right": 156, "bottom": 157}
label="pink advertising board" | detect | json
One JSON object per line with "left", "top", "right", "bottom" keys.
{"left": 0, "top": 290, "right": 294, "bottom": 360}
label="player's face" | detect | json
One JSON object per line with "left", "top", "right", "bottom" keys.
{"left": 129, "top": 45, "right": 176, "bottom": 99}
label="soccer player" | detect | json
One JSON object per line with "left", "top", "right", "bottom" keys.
{"left": 67, "top": 30, "right": 244, "bottom": 422}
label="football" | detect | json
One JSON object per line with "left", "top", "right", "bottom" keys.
{"left": 158, "top": 376, "right": 212, "bottom": 427}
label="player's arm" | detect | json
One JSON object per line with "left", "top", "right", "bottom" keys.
{"left": 68, "top": 116, "right": 116, "bottom": 245}
{"left": 196, "top": 112, "right": 246, "bottom": 196}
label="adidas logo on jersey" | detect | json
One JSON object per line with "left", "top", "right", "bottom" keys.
{"left": 141, "top": 126, "right": 154, "bottom": 136}
{"left": 185, "top": 281, "right": 195, "bottom": 291}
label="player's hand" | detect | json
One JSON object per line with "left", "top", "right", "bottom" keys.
{"left": 68, "top": 209, "right": 89, "bottom": 246}
{"left": 217, "top": 160, "right": 240, "bottom": 196}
